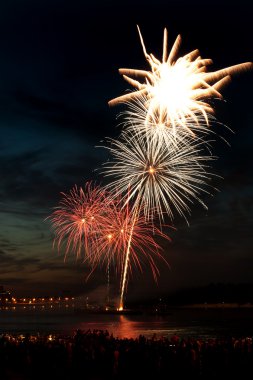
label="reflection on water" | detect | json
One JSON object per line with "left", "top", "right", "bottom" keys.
{"left": 114, "top": 315, "right": 197, "bottom": 339}
{"left": 1, "top": 307, "right": 253, "bottom": 339}
{"left": 78, "top": 315, "right": 142, "bottom": 339}
{"left": 78, "top": 315, "right": 191, "bottom": 339}
{"left": 115, "top": 315, "right": 138, "bottom": 338}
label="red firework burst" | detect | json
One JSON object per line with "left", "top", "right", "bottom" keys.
{"left": 48, "top": 182, "right": 112, "bottom": 260}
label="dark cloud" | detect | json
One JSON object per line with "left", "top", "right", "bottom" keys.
{"left": 0, "top": 238, "right": 18, "bottom": 251}
{"left": 0, "top": 277, "right": 29, "bottom": 285}
{"left": 0, "top": 250, "right": 40, "bottom": 271}
{"left": 11, "top": 90, "right": 113, "bottom": 139}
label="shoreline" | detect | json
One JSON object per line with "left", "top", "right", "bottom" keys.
{"left": 1, "top": 302, "right": 253, "bottom": 312}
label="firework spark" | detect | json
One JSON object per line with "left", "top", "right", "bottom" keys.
{"left": 109, "top": 26, "right": 252, "bottom": 137}
{"left": 48, "top": 183, "right": 112, "bottom": 260}
{"left": 118, "top": 91, "right": 220, "bottom": 149}
{"left": 102, "top": 130, "right": 215, "bottom": 222}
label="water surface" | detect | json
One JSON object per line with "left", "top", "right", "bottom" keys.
{"left": 1, "top": 305, "right": 253, "bottom": 339}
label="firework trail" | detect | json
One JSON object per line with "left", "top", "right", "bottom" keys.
{"left": 109, "top": 26, "right": 252, "bottom": 139}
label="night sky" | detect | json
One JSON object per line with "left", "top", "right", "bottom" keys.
{"left": 0, "top": 0, "right": 252, "bottom": 302}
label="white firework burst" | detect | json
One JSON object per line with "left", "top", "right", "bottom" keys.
{"left": 109, "top": 26, "right": 252, "bottom": 138}
{"left": 101, "top": 131, "right": 216, "bottom": 222}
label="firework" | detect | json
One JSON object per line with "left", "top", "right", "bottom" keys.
{"left": 49, "top": 182, "right": 170, "bottom": 309}
{"left": 102, "top": 130, "right": 215, "bottom": 223}
{"left": 109, "top": 26, "right": 252, "bottom": 137}
{"left": 49, "top": 27, "right": 251, "bottom": 310}
{"left": 90, "top": 199, "right": 169, "bottom": 276}
{"left": 48, "top": 183, "right": 112, "bottom": 260}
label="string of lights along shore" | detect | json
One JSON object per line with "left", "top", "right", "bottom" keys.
{"left": 49, "top": 26, "right": 252, "bottom": 311}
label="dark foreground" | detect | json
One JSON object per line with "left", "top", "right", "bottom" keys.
{"left": 1, "top": 329, "right": 253, "bottom": 379}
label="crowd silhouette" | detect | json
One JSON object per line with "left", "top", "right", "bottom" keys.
{"left": 0, "top": 329, "right": 253, "bottom": 379}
